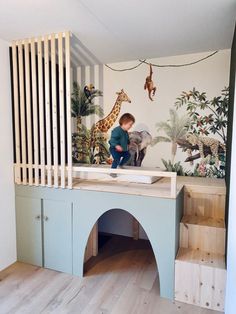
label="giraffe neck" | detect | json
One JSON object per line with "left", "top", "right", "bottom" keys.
{"left": 104, "top": 98, "right": 122, "bottom": 128}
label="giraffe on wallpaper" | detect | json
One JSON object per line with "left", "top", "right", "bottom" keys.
{"left": 90, "top": 89, "right": 132, "bottom": 156}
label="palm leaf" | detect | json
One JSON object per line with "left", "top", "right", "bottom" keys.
{"left": 152, "top": 136, "right": 171, "bottom": 146}
{"left": 71, "top": 82, "right": 103, "bottom": 119}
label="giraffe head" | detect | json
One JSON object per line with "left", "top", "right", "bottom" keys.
{"left": 116, "top": 89, "right": 131, "bottom": 103}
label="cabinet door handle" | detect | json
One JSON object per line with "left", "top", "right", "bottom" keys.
{"left": 35, "top": 215, "right": 41, "bottom": 220}
{"left": 44, "top": 216, "right": 49, "bottom": 221}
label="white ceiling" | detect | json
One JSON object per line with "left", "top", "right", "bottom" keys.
{"left": 0, "top": 0, "right": 235, "bottom": 63}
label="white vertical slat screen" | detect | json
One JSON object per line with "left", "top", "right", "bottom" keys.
{"left": 65, "top": 32, "right": 72, "bottom": 188}
{"left": 58, "top": 33, "right": 66, "bottom": 188}
{"left": 51, "top": 34, "right": 59, "bottom": 188}
{"left": 37, "top": 37, "right": 46, "bottom": 186}
{"left": 30, "top": 38, "right": 39, "bottom": 186}
{"left": 44, "top": 35, "right": 52, "bottom": 187}
{"left": 11, "top": 31, "right": 73, "bottom": 189}
{"left": 18, "top": 41, "right": 27, "bottom": 184}
{"left": 24, "top": 40, "right": 33, "bottom": 185}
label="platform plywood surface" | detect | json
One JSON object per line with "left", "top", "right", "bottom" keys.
{"left": 73, "top": 177, "right": 182, "bottom": 199}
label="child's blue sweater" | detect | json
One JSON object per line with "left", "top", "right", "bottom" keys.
{"left": 109, "top": 126, "right": 130, "bottom": 151}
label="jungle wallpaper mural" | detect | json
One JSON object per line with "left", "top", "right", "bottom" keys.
{"left": 72, "top": 50, "right": 230, "bottom": 178}
{"left": 152, "top": 87, "right": 228, "bottom": 177}
{"left": 72, "top": 84, "right": 153, "bottom": 167}
{"left": 72, "top": 84, "right": 228, "bottom": 178}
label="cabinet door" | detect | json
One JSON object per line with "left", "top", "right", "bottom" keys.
{"left": 16, "top": 196, "right": 42, "bottom": 266}
{"left": 43, "top": 200, "right": 72, "bottom": 273}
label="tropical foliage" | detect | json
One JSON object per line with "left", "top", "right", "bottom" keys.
{"left": 72, "top": 124, "right": 91, "bottom": 164}
{"left": 175, "top": 87, "right": 228, "bottom": 144}
{"left": 71, "top": 83, "right": 110, "bottom": 164}
{"left": 91, "top": 131, "right": 110, "bottom": 163}
{"left": 161, "top": 159, "right": 189, "bottom": 176}
{"left": 71, "top": 82, "right": 103, "bottom": 131}
{"left": 152, "top": 109, "right": 190, "bottom": 163}
{"left": 193, "top": 161, "right": 225, "bottom": 178}
{"left": 172, "top": 87, "right": 229, "bottom": 178}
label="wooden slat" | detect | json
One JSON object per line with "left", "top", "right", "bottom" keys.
{"left": 37, "top": 37, "right": 45, "bottom": 186}
{"left": 24, "top": 40, "right": 33, "bottom": 185}
{"left": 89, "top": 65, "right": 95, "bottom": 126}
{"left": 58, "top": 33, "right": 65, "bottom": 188}
{"left": 171, "top": 176, "right": 177, "bottom": 198}
{"left": 51, "top": 34, "right": 58, "bottom": 188}
{"left": 92, "top": 223, "right": 98, "bottom": 256}
{"left": 14, "top": 32, "right": 66, "bottom": 45}
{"left": 12, "top": 42, "right": 21, "bottom": 184}
{"left": 132, "top": 218, "right": 139, "bottom": 240}
{"left": 44, "top": 35, "right": 52, "bottom": 187}
{"left": 65, "top": 31, "right": 72, "bottom": 188}
{"left": 98, "top": 64, "right": 103, "bottom": 108}
{"left": 18, "top": 41, "right": 27, "bottom": 184}
{"left": 84, "top": 223, "right": 98, "bottom": 262}
{"left": 30, "top": 38, "right": 39, "bottom": 186}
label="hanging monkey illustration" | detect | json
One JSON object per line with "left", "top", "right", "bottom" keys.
{"left": 144, "top": 64, "right": 157, "bottom": 101}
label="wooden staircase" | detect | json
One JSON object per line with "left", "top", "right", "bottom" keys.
{"left": 175, "top": 179, "right": 226, "bottom": 312}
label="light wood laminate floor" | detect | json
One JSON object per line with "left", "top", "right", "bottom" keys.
{"left": 0, "top": 235, "right": 222, "bottom": 314}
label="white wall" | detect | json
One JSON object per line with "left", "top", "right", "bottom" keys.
{"left": 225, "top": 70, "right": 236, "bottom": 314}
{"left": 0, "top": 38, "right": 16, "bottom": 270}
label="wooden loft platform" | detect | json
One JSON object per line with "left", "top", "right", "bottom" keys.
{"left": 73, "top": 172, "right": 226, "bottom": 200}
{"left": 73, "top": 177, "right": 181, "bottom": 199}
{"left": 73, "top": 165, "right": 177, "bottom": 198}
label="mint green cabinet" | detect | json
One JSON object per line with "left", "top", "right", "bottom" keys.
{"left": 16, "top": 196, "right": 43, "bottom": 266}
{"left": 43, "top": 200, "right": 72, "bottom": 273}
{"left": 16, "top": 196, "right": 72, "bottom": 274}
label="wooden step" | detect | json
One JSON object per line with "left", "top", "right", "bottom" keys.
{"left": 180, "top": 215, "right": 226, "bottom": 255}
{"left": 181, "top": 215, "right": 225, "bottom": 228}
{"left": 175, "top": 248, "right": 226, "bottom": 312}
{"left": 176, "top": 247, "right": 225, "bottom": 269}
{"left": 183, "top": 183, "right": 226, "bottom": 219}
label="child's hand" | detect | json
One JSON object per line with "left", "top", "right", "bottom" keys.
{"left": 115, "top": 145, "right": 123, "bottom": 152}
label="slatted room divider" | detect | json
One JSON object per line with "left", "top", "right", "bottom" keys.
{"left": 11, "top": 31, "right": 72, "bottom": 188}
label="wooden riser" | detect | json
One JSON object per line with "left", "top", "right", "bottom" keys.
{"left": 175, "top": 248, "right": 226, "bottom": 312}
{"left": 184, "top": 185, "right": 225, "bottom": 219}
{"left": 84, "top": 223, "right": 98, "bottom": 262}
{"left": 180, "top": 216, "right": 226, "bottom": 255}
